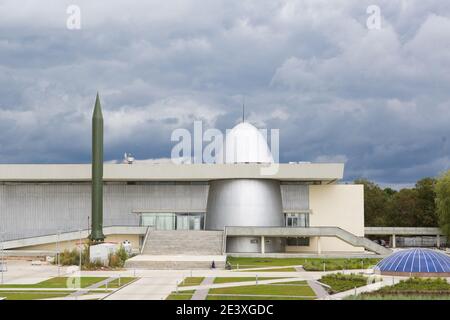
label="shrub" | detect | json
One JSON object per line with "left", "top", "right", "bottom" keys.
{"left": 58, "top": 249, "right": 79, "bottom": 266}
{"left": 319, "top": 273, "right": 368, "bottom": 293}
{"left": 108, "top": 245, "right": 128, "bottom": 268}
{"left": 57, "top": 244, "right": 129, "bottom": 269}
{"left": 377, "top": 277, "right": 450, "bottom": 293}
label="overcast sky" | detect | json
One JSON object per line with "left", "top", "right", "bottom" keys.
{"left": 1, "top": 0, "right": 449, "bottom": 187}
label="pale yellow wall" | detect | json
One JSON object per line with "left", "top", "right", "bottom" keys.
{"left": 286, "top": 184, "right": 365, "bottom": 253}
{"left": 16, "top": 234, "right": 141, "bottom": 252}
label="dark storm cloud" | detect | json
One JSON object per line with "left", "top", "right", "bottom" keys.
{"left": 0, "top": 0, "right": 449, "bottom": 186}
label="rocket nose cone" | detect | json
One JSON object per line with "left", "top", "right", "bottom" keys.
{"left": 93, "top": 93, "right": 103, "bottom": 118}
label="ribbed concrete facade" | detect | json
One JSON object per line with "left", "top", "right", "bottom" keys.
{"left": 0, "top": 182, "right": 308, "bottom": 241}
{"left": 0, "top": 182, "right": 208, "bottom": 241}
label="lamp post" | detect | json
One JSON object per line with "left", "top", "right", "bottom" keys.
{"left": 56, "top": 231, "right": 61, "bottom": 276}
{"left": 1, "top": 233, "right": 4, "bottom": 285}
{"left": 79, "top": 229, "right": 82, "bottom": 288}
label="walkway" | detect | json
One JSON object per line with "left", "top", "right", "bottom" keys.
{"left": 41, "top": 293, "right": 107, "bottom": 300}
{"left": 295, "top": 266, "right": 329, "bottom": 299}
{"left": 191, "top": 277, "right": 215, "bottom": 300}
{"left": 104, "top": 274, "right": 185, "bottom": 300}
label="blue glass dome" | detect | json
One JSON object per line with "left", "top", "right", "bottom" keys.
{"left": 375, "top": 248, "right": 450, "bottom": 276}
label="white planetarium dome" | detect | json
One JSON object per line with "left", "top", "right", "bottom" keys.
{"left": 217, "top": 122, "right": 274, "bottom": 164}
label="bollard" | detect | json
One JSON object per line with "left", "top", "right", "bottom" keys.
{"left": 323, "top": 262, "right": 326, "bottom": 272}
{"left": 118, "top": 275, "right": 121, "bottom": 287}
{"left": 256, "top": 274, "right": 258, "bottom": 285}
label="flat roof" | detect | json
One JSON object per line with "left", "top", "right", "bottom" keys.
{"left": 0, "top": 163, "right": 344, "bottom": 183}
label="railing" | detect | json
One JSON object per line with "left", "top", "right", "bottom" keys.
{"left": 3, "top": 226, "right": 148, "bottom": 250}
{"left": 222, "top": 227, "right": 227, "bottom": 255}
{"left": 224, "top": 226, "right": 391, "bottom": 255}
{"left": 140, "top": 226, "right": 152, "bottom": 254}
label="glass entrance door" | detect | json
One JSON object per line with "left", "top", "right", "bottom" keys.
{"left": 286, "top": 215, "right": 299, "bottom": 227}
{"left": 140, "top": 212, "right": 205, "bottom": 230}
{"left": 285, "top": 212, "right": 309, "bottom": 227}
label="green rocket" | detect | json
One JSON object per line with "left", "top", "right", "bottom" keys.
{"left": 90, "top": 93, "right": 105, "bottom": 242}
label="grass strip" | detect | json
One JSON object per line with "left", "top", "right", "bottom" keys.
{"left": 179, "top": 277, "right": 205, "bottom": 287}
{"left": 213, "top": 277, "right": 286, "bottom": 284}
{"left": 209, "top": 284, "right": 316, "bottom": 297}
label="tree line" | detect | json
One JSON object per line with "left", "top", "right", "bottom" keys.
{"left": 355, "top": 170, "right": 450, "bottom": 238}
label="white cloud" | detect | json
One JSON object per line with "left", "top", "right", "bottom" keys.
{"left": 0, "top": 0, "right": 450, "bottom": 184}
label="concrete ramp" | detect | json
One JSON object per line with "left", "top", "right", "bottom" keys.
{"left": 226, "top": 226, "right": 392, "bottom": 255}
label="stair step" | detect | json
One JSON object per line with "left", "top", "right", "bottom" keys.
{"left": 142, "top": 230, "right": 224, "bottom": 255}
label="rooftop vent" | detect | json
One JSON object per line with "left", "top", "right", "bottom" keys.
{"left": 123, "top": 153, "right": 135, "bottom": 164}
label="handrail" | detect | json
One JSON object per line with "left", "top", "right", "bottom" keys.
{"left": 140, "top": 226, "right": 152, "bottom": 254}
{"left": 222, "top": 227, "right": 227, "bottom": 255}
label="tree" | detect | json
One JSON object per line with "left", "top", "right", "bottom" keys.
{"left": 355, "top": 179, "right": 391, "bottom": 226}
{"left": 355, "top": 177, "right": 438, "bottom": 228}
{"left": 388, "top": 189, "right": 419, "bottom": 227}
{"left": 383, "top": 187, "right": 397, "bottom": 197}
{"left": 435, "top": 170, "right": 450, "bottom": 239}
{"left": 415, "top": 177, "right": 438, "bottom": 227}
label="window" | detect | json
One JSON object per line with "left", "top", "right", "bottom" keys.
{"left": 285, "top": 212, "right": 309, "bottom": 227}
{"left": 140, "top": 212, "right": 205, "bottom": 230}
{"left": 286, "top": 237, "right": 310, "bottom": 246}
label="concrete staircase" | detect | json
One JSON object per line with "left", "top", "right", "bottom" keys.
{"left": 125, "top": 230, "right": 226, "bottom": 269}
{"left": 142, "top": 230, "right": 224, "bottom": 255}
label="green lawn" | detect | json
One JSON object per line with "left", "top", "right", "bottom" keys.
{"left": 179, "top": 277, "right": 205, "bottom": 287}
{"left": 302, "top": 258, "right": 381, "bottom": 271}
{"left": 319, "top": 273, "right": 368, "bottom": 293}
{"left": 207, "top": 295, "right": 315, "bottom": 300}
{"left": 0, "top": 277, "right": 110, "bottom": 289}
{"left": 166, "top": 280, "right": 315, "bottom": 301}
{"left": 213, "top": 277, "right": 285, "bottom": 284}
{"left": 228, "top": 257, "right": 380, "bottom": 271}
{"left": 209, "top": 284, "right": 316, "bottom": 297}
{"left": 0, "top": 291, "right": 75, "bottom": 300}
{"left": 165, "top": 290, "right": 195, "bottom": 300}
{"left": 228, "top": 257, "right": 302, "bottom": 269}
{"left": 347, "top": 294, "right": 450, "bottom": 300}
